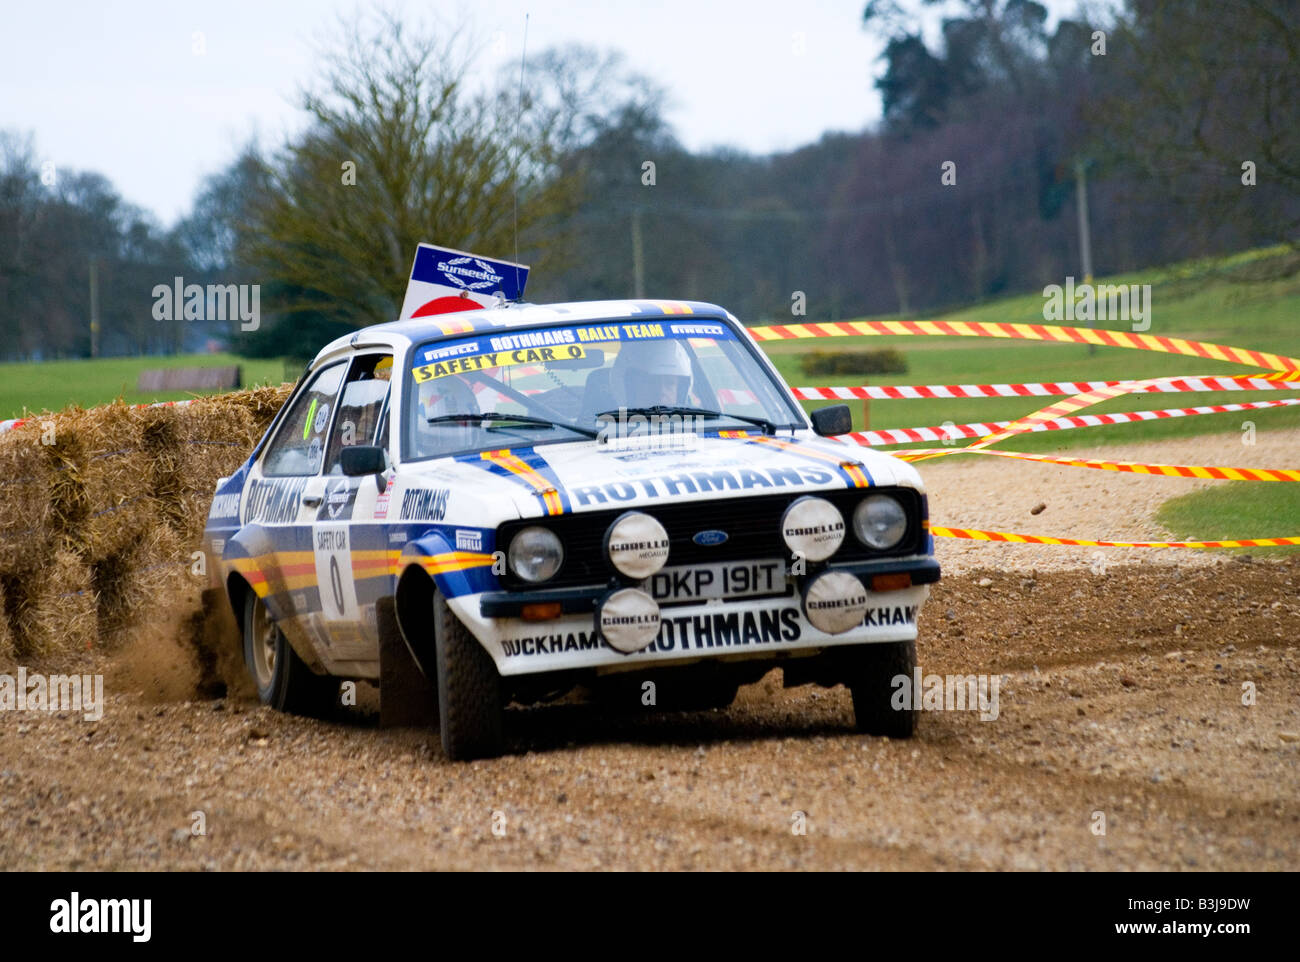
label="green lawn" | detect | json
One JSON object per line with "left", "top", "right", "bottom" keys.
{"left": 765, "top": 245, "right": 1300, "bottom": 452}
{"left": 0, "top": 354, "right": 290, "bottom": 419}
{"left": 1156, "top": 484, "right": 1300, "bottom": 555}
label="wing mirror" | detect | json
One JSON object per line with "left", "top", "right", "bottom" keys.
{"left": 810, "top": 404, "right": 852, "bottom": 437}
{"left": 341, "top": 445, "right": 388, "bottom": 477}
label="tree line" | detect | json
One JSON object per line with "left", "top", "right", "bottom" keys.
{"left": 1, "top": 0, "right": 1295, "bottom": 364}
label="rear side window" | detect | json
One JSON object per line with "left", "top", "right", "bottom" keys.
{"left": 262, "top": 361, "right": 347, "bottom": 477}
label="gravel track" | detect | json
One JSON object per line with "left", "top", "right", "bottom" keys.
{"left": 1, "top": 429, "right": 1297, "bottom": 870}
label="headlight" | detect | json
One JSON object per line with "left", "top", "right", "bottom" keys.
{"left": 853, "top": 495, "right": 908, "bottom": 549}
{"left": 508, "top": 526, "right": 564, "bottom": 583}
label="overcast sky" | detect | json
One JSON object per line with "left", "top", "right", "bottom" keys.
{"left": 2, "top": 0, "right": 1075, "bottom": 226}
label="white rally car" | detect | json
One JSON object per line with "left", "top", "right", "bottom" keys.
{"left": 203, "top": 296, "right": 939, "bottom": 759}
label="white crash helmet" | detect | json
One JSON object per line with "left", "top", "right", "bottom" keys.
{"left": 414, "top": 375, "right": 482, "bottom": 456}
{"left": 613, "top": 339, "right": 693, "bottom": 405}
{"left": 419, "top": 375, "right": 479, "bottom": 419}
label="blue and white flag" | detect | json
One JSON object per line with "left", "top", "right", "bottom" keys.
{"left": 399, "top": 243, "right": 530, "bottom": 319}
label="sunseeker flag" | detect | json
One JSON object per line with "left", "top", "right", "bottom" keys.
{"left": 399, "top": 243, "right": 530, "bottom": 319}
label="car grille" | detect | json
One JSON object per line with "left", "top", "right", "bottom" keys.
{"left": 497, "top": 487, "right": 926, "bottom": 589}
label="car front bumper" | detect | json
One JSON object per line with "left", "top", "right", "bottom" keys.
{"left": 456, "top": 556, "right": 938, "bottom": 676}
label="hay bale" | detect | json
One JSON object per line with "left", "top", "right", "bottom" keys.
{"left": 76, "top": 402, "right": 158, "bottom": 562}
{"left": 93, "top": 523, "right": 188, "bottom": 648}
{"left": 214, "top": 384, "right": 293, "bottom": 438}
{"left": 0, "top": 386, "right": 290, "bottom": 657}
{"left": 136, "top": 408, "right": 188, "bottom": 536}
{"left": 0, "top": 424, "right": 53, "bottom": 572}
{"left": 167, "top": 396, "right": 265, "bottom": 545}
{"left": 41, "top": 409, "right": 92, "bottom": 543}
{"left": 0, "top": 550, "right": 97, "bottom": 657}
{"left": 0, "top": 579, "right": 15, "bottom": 661}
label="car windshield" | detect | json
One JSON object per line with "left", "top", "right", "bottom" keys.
{"left": 404, "top": 317, "right": 804, "bottom": 460}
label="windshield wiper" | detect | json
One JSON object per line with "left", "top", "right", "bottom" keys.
{"left": 595, "top": 405, "right": 778, "bottom": 435}
{"left": 425, "top": 412, "right": 598, "bottom": 439}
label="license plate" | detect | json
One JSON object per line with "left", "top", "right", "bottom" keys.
{"left": 648, "top": 559, "right": 788, "bottom": 603}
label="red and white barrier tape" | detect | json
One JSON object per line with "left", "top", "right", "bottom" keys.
{"left": 791, "top": 375, "right": 1300, "bottom": 401}
{"left": 0, "top": 399, "right": 195, "bottom": 435}
{"left": 841, "top": 397, "right": 1300, "bottom": 446}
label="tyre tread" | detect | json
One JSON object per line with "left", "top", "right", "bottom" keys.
{"left": 849, "top": 640, "right": 917, "bottom": 738}
{"left": 435, "top": 592, "right": 503, "bottom": 760}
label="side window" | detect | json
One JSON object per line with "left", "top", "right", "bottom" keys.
{"left": 325, "top": 354, "right": 393, "bottom": 475}
{"left": 262, "top": 362, "right": 347, "bottom": 477}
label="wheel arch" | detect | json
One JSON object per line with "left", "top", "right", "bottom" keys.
{"left": 226, "top": 571, "right": 254, "bottom": 624}
{"left": 394, "top": 561, "right": 438, "bottom": 678}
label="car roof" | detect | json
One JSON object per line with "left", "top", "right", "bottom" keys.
{"left": 314, "top": 299, "right": 736, "bottom": 364}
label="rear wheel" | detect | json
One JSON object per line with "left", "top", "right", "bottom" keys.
{"left": 848, "top": 640, "right": 917, "bottom": 738}
{"left": 434, "top": 592, "right": 504, "bottom": 760}
{"left": 242, "top": 592, "right": 337, "bottom": 716}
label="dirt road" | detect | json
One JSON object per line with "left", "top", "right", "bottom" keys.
{"left": 1, "top": 430, "right": 1297, "bottom": 870}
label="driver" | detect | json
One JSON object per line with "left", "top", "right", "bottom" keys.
{"left": 415, "top": 374, "right": 481, "bottom": 455}
{"left": 610, "top": 338, "right": 693, "bottom": 408}
{"left": 419, "top": 373, "right": 479, "bottom": 420}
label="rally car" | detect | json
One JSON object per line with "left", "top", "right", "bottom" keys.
{"left": 202, "top": 289, "right": 939, "bottom": 760}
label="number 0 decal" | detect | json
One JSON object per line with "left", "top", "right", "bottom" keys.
{"left": 329, "top": 555, "right": 345, "bottom": 615}
{"left": 313, "top": 524, "right": 358, "bottom": 622}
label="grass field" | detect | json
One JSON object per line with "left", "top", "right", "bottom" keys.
{"left": 0, "top": 354, "right": 290, "bottom": 419}
{"left": 766, "top": 246, "right": 1300, "bottom": 452}
{"left": 1156, "top": 484, "right": 1300, "bottom": 556}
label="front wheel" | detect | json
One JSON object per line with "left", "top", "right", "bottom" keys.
{"left": 847, "top": 640, "right": 917, "bottom": 738}
{"left": 434, "top": 592, "right": 504, "bottom": 760}
{"left": 242, "top": 591, "right": 337, "bottom": 716}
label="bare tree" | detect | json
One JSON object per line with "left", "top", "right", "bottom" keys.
{"left": 238, "top": 8, "right": 581, "bottom": 330}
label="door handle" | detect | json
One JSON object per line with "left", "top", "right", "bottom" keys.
{"left": 302, "top": 494, "right": 323, "bottom": 507}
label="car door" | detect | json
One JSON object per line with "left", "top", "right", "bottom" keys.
{"left": 306, "top": 353, "right": 394, "bottom": 668}
{"left": 242, "top": 359, "right": 349, "bottom": 660}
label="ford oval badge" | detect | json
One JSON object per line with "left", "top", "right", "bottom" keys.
{"left": 693, "top": 529, "right": 729, "bottom": 546}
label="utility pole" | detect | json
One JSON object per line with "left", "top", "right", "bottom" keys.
{"left": 88, "top": 255, "right": 100, "bottom": 358}
{"left": 1075, "top": 159, "right": 1095, "bottom": 355}
{"left": 631, "top": 207, "right": 645, "bottom": 299}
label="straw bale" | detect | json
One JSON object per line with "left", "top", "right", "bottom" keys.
{"left": 0, "top": 425, "right": 53, "bottom": 572}
{"left": 93, "top": 523, "right": 188, "bottom": 647}
{"left": 0, "top": 549, "right": 97, "bottom": 657}
{"left": 76, "top": 402, "right": 157, "bottom": 561}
